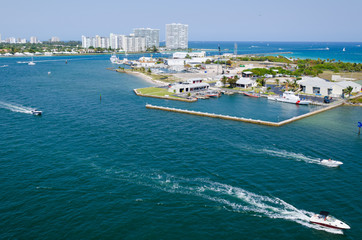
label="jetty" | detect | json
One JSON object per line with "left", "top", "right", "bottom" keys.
{"left": 145, "top": 102, "right": 344, "bottom": 127}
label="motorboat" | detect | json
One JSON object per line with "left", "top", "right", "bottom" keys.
{"left": 31, "top": 110, "right": 42, "bottom": 116}
{"left": 275, "top": 91, "right": 311, "bottom": 105}
{"left": 326, "top": 47, "right": 330, "bottom": 50}
{"left": 320, "top": 159, "right": 343, "bottom": 167}
{"left": 110, "top": 53, "right": 121, "bottom": 64}
{"left": 310, "top": 211, "right": 350, "bottom": 230}
{"left": 205, "top": 90, "right": 221, "bottom": 97}
{"left": 243, "top": 92, "right": 260, "bottom": 98}
{"left": 28, "top": 56, "right": 36, "bottom": 66}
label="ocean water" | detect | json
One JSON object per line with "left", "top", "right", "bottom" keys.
{"left": 188, "top": 41, "right": 362, "bottom": 63}
{"left": 0, "top": 54, "right": 361, "bottom": 239}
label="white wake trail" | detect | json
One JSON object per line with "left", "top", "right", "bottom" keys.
{"left": 0, "top": 101, "right": 35, "bottom": 114}
{"left": 263, "top": 149, "right": 326, "bottom": 166}
{"left": 93, "top": 165, "right": 343, "bottom": 235}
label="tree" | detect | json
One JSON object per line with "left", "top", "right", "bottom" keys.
{"left": 205, "top": 59, "right": 211, "bottom": 64}
{"left": 185, "top": 54, "right": 191, "bottom": 59}
{"left": 221, "top": 76, "right": 228, "bottom": 86}
{"left": 275, "top": 79, "right": 280, "bottom": 86}
{"left": 256, "top": 78, "right": 266, "bottom": 87}
{"left": 344, "top": 86, "right": 353, "bottom": 97}
{"left": 227, "top": 75, "right": 239, "bottom": 88}
{"left": 147, "top": 68, "right": 152, "bottom": 74}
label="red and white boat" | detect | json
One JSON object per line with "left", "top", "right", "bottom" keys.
{"left": 310, "top": 211, "right": 350, "bottom": 230}
{"left": 243, "top": 92, "right": 260, "bottom": 98}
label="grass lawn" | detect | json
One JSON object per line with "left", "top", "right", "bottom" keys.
{"left": 137, "top": 87, "right": 181, "bottom": 98}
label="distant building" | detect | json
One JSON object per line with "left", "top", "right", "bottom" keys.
{"left": 30, "top": 36, "right": 38, "bottom": 44}
{"left": 122, "top": 35, "right": 146, "bottom": 52}
{"left": 166, "top": 23, "right": 188, "bottom": 50}
{"left": 236, "top": 78, "right": 257, "bottom": 88}
{"left": 82, "top": 35, "right": 110, "bottom": 49}
{"left": 8, "top": 37, "right": 16, "bottom": 44}
{"left": 0, "top": 34, "right": 2, "bottom": 42}
{"left": 51, "top": 36, "right": 60, "bottom": 42}
{"left": 133, "top": 28, "right": 159, "bottom": 48}
{"left": 173, "top": 51, "right": 205, "bottom": 59}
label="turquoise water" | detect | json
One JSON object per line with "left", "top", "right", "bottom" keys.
{"left": 0, "top": 55, "right": 361, "bottom": 239}
{"left": 189, "top": 41, "right": 362, "bottom": 63}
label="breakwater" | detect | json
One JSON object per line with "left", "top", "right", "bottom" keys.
{"left": 146, "top": 102, "right": 344, "bottom": 126}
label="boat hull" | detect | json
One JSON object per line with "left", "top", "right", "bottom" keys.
{"left": 310, "top": 221, "right": 350, "bottom": 230}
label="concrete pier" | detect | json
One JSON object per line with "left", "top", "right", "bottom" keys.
{"left": 146, "top": 102, "right": 344, "bottom": 127}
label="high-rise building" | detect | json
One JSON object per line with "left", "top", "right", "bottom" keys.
{"left": 133, "top": 28, "right": 159, "bottom": 49}
{"left": 110, "top": 33, "right": 125, "bottom": 50}
{"left": 0, "top": 34, "right": 2, "bottom": 42}
{"left": 166, "top": 23, "right": 188, "bottom": 50}
{"left": 81, "top": 35, "right": 110, "bottom": 49}
{"left": 51, "top": 36, "right": 60, "bottom": 42}
{"left": 8, "top": 37, "right": 16, "bottom": 44}
{"left": 30, "top": 36, "right": 38, "bottom": 44}
{"left": 122, "top": 35, "right": 146, "bottom": 52}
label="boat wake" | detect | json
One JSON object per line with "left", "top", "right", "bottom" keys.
{"left": 92, "top": 164, "right": 343, "bottom": 234}
{"left": 0, "top": 101, "right": 35, "bottom": 114}
{"left": 262, "top": 149, "right": 336, "bottom": 167}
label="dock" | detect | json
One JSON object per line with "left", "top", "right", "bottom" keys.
{"left": 145, "top": 102, "right": 344, "bottom": 127}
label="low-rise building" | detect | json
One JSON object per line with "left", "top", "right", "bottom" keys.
{"left": 173, "top": 51, "right": 206, "bottom": 59}
{"left": 297, "top": 76, "right": 361, "bottom": 97}
{"left": 236, "top": 78, "right": 257, "bottom": 88}
{"left": 168, "top": 79, "right": 209, "bottom": 94}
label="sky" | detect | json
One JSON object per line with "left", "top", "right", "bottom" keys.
{"left": 0, "top": 0, "right": 361, "bottom": 42}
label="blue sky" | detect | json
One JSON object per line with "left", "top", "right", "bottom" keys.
{"left": 0, "top": 0, "right": 361, "bottom": 42}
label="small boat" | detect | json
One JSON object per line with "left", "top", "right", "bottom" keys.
{"left": 320, "top": 159, "right": 343, "bottom": 167}
{"left": 325, "top": 47, "right": 329, "bottom": 50}
{"left": 275, "top": 91, "right": 311, "bottom": 105}
{"left": 31, "top": 110, "right": 42, "bottom": 116}
{"left": 342, "top": 48, "right": 346, "bottom": 52}
{"left": 310, "top": 211, "right": 350, "bottom": 230}
{"left": 28, "top": 56, "right": 36, "bottom": 66}
{"left": 205, "top": 90, "right": 221, "bottom": 97}
{"left": 0, "top": 65, "right": 8, "bottom": 68}
{"left": 243, "top": 92, "right": 260, "bottom": 98}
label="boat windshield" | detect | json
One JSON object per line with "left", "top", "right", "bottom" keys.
{"left": 326, "top": 215, "right": 336, "bottom": 222}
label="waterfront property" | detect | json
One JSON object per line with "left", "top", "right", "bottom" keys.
{"left": 168, "top": 78, "right": 209, "bottom": 94}
{"left": 236, "top": 78, "right": 257, "bottom": 88}
{"left": 297, "top": 76, "right": 361, "bottom": 97}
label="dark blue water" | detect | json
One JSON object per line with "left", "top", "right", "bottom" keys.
{"left": 0, "top": 54, "right": 361, "bottom": 239}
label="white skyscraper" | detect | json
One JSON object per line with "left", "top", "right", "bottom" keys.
{"left": 133, "top": 28, "right": 159, "bottom": 49}
{"left": 30, "top": 36, "right": 38, "bottom": 44}
{"left": 0, "top": 34, "right": 2, "bottom": 42}
{"left": 122, "top": 35, "right": 146, "bottom": 52}
{"left": 166, "top": 23, "right": 188, "bottom": 50}
{"left": 110, "top": 33, "right": 125, "bottom": 50}
{"left": 51, "top": 37, "right": 60, "bottom": 42}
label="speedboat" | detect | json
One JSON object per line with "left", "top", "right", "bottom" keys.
{"left": 320, "top": 159, "right": 343, "bottom": 167}
{"left": 310, "top": 211, "right": 350, "bottom": 230}
{"left": 243, "top": 92, "right": 260, "bottom": 98}
{"left": 28, "top": 56, "right": 36, "bottom": 66}
{"left": 275, "top": 91, "right": 311, "bottom": 105}
{"left": 31, "top": 110, "right": 42, "bottom": 116}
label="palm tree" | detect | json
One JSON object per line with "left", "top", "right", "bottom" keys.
{"left": 275, "top": 79, "right": 280, "bottom": 86}
{"left": 221, "top": 76, "right": 228, "bottom": 86}
{"left": 344, "top": 86, "right": 353, "bottom": 97}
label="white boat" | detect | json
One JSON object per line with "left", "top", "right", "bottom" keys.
{"left": 31, "top": 110, "right": 42, "bottom": 116}
{"left": 320, "top": 159, "right": 343, "bottom": 167}
{"left": 310, "top": 211, "right": 350, "bottom": 230}
{"left": 267, "top": 95, "right": 279, "bottom": 101}
{"left": 110, "top": 53, "right": 120, "bottom": 64}
{"left": 0, "top": 65, "right": 8, "bottom": 68}
{"left": 342, "top": 48, "right": 346, "bottom": 52}
{"left": 28, "top": 56, "right": 36, "bottom": 66}
{"left": 326, "top": 47, "right": 329, "bottom": 50}
{"left": 275, "top": 91, "right": 311, "bottom": 105}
